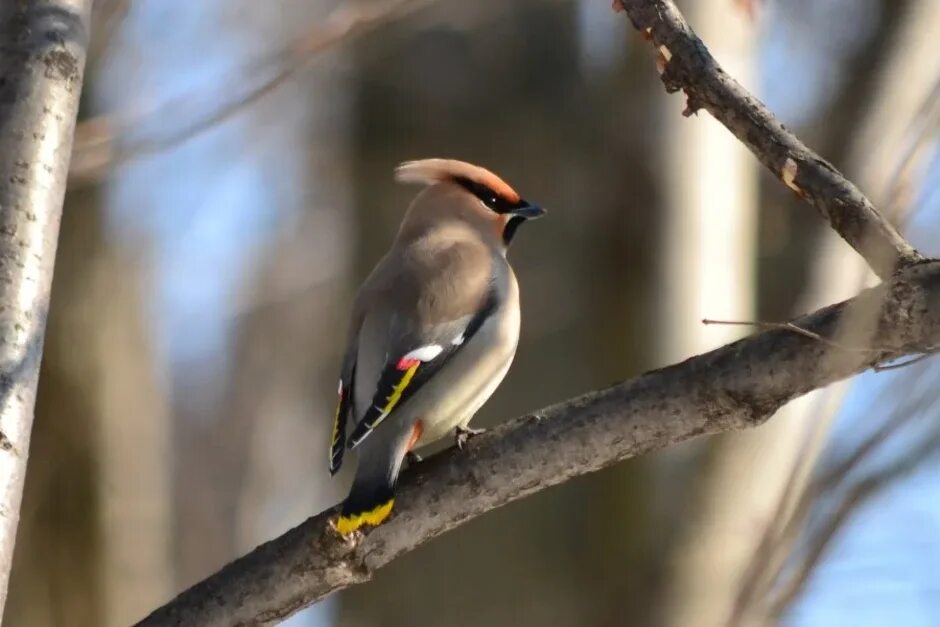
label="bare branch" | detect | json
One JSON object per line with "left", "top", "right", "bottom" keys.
{"left": 0, "top": 0, "right": 93, "bottom": 614}
{"left": 68, "top": 0, "right": 435, "bottom": 186}
{"left": 617, "top": 0, "right": 925, "bottom": 279}
{"left": 135, "top": 261, "right": 940, "bottom": 626}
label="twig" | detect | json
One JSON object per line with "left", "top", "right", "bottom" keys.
{"left": 872, "top": 351, "right": 938, "bottom": 371}
{"left": 878, "top": 74, "right": 940, "bottom": 226}
{"left": 703, "top": 318, "right": 938, "bottom": 371}
{"left": 617, "top": 0, "right": 925, "bottom": 279}
{"left": 702, "top": 318, "right": 880, "bottom": 354}
{"left": 768, "top": 423, "right": 940, "bottom": 618}
{"left": 68, "top": 0, "right": 435, "bottom": 185}
{"left": 735, "top": 376, "right": 938, "bottom": 624}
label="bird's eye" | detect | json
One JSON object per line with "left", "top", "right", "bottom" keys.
{"left": 454, "top": 176, "right": 508, "bottom": 212}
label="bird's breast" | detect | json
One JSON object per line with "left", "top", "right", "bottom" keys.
{"left": 410, "top": 276, "right": 520, "bottom": 446}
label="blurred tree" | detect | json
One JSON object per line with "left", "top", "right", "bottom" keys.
{"left": 0, "top": 1, "right": 93, "bottom": 614}
{"left": 3, "top": 2, "right": 173, "bottom": 624}
{"left": 5, "top": 160, "right": 173, "bottom": 627}
{"left": 168, "top": 13, "right": 354, "bottom": 627}
{"left": 653, "top": 2, "right": 766, "bottom": 626}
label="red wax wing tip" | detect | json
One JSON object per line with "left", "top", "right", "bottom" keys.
{"left": 396, "top": 357, "right": 421, "bottom": 370}
{"left": 407, "top": 420, "right": 424, "bottom": 451}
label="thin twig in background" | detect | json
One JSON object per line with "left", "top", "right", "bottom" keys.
{"left": 703, "top": 318, "right": 938, "bottom": 369}
{"left": 769, "top": 421, "right": 940, "bottom": 618}
{"left": 879, "top": 74, "right": 940, "bottom": 225}
{"left": 726, "top": 17, "right": 940, "bottom": 620}
{"left": 702, "top": 318, "right": 882, "bottom": 353}
{"left": 68, "top": 0, "right": 436, "bottom": 186}
{"left": 734, "top": 373, "right": 939, "bottom": 626}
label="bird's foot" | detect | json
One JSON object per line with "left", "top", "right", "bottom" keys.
{"left": 455, "top": 425, "right": 486, "bottom": 450}
{"left": 405, "top": 450, "right": 423, "bottom": 467}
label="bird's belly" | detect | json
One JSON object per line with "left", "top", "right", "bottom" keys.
{"left": 407, "top": 309, "right": 519, "bottom": 446}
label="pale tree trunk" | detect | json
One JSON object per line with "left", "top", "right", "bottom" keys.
{"left": 846, "top": 0, "right": 940, "bottom": 217}
{"left": 656, "top": 2, "right": 767, "bottom": 626}
{"left": 0, "top": 0, "right": 92, "bottom": 615}
{"left": 655, "top": 0, "right": 756, "bottom": 366}
{"left": 4, "top": 191, "right": 172, "bottom": 627}
{"left": 226, "top": 6, "right": 353, "bottom": 627}
{"left": 90, "top": 255, "right": 173, "bottom": 624}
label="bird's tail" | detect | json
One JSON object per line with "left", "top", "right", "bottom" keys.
{"left": 336, "top": 420, "right": 422, "bottom": 535}
{"left": 337, "top": 476, "right": 396, "bottom": 536}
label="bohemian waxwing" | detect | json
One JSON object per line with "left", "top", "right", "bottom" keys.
{"left": 330, "top": 158, "right": 545, "bottom": 535}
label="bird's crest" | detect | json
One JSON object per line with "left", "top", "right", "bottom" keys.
{"left": 395, "top": 159, "right": 520, "bottom": 204}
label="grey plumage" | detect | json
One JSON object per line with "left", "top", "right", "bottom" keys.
{"left": 332, "top": 159, "right": 544, "bottom": 534}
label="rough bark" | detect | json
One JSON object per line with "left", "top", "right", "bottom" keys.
{"left": 0, "top": 0, "right": 93, "bottom": 614}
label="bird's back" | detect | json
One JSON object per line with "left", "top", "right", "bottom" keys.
{"left": 350, "top": 222, "right": 517, "bottom": 443}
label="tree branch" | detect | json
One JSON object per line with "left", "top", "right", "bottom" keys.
{"left": 0, "top": 0, "right": 93, "bottom": 615}
{"left": 136, "top": 260, "right": 940, "bottom": 626}
{"left": 618, "top": 0, "right": 925, "bottom": 279}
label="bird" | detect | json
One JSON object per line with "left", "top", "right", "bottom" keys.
{"left": 329, "top": 158, "right": 545, "bottom": 536}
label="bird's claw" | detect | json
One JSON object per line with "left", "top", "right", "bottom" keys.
{"left": 455, "top": 425, "right": 486, "bottom": 450}
{"left": 405, "top": 450, "right": 423, "bottom": 466}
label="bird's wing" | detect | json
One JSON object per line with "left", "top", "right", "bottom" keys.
{"left": 329, "top": 342, "right": 357, "bottom": 475}
{"left": 347, "top": 286, "right": 498, "bottom": 450}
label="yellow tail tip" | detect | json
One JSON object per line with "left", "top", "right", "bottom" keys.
{"left": 336, "top": 499, "right": 394, "bottom": 535}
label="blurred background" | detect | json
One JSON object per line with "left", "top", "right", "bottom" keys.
{"left": 4, "top": 0, "right": 940, "bottom": 625}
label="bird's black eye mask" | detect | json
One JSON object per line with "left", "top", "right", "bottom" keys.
{"left": 453, "top": 176, "right": 528, "bottom": 214}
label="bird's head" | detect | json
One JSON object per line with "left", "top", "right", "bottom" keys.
{"left": 395, "top": 158, "right": 546, "bottom": 248}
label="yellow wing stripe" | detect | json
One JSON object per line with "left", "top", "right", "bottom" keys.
{"left": 336, "top": 499, "right": 394, "bottom": 535}
{"left": 330, "top": 382, "right": 348, "bottom": 474}
{"left": 349, "top": 361, "right": 422, "bottom": 448}
{"left": 331, "top": 394, "right": 343, "bottom": 446}
{"left": 378, "top": 363, "right": 419, "bottom": 416}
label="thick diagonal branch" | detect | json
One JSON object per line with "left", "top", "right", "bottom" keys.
{"left": 618, "top": 0, "right": 924, "bottom": 279}
{"left": 136, "top": 260, "right": 940, "bottom": 626}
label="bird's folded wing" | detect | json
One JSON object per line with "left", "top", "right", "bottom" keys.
{"left": 347, "top": 289, "right": 498, "bottom": 450}
{"left": 329, "top": 356, "right": 356, "bottom": 475}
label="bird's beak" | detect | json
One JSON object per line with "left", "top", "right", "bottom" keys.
{"left": 511, "top": 202, "right": 546, "bottom": 219}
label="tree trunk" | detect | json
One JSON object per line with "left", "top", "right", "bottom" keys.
{"left": 0, "top": 0, "right": 92, "bottom": 614}
{"left": 655, "top": 3, "right": 764, "bottom": 626}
